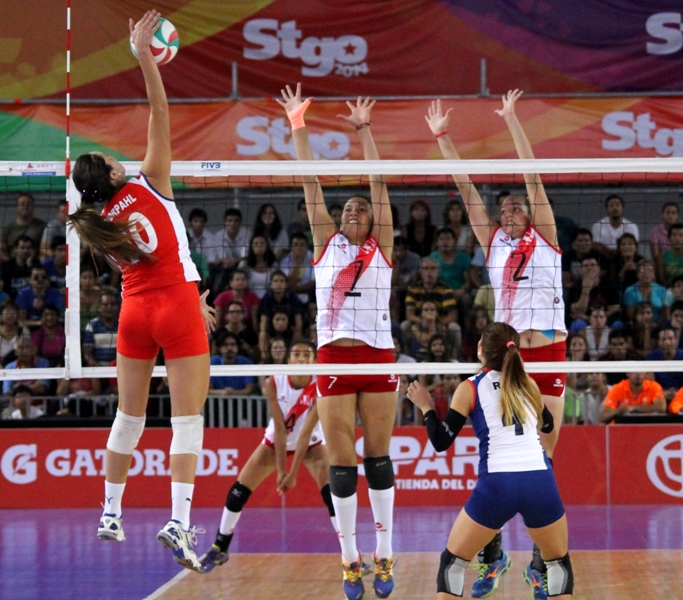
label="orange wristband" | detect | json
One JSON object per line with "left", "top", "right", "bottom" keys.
{"left": 287, "top": 98, "right": 312, "bottom": 130}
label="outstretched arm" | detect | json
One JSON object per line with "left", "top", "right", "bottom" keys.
{"left": 495, "top": 90, "right": 557, "bottom": 247}
{"left": 338, "top": 97, "right": 393, "bottom": 254}
{"left": 133, "top": 11, "right": 172, "bottom": 197}
{"left": 278, "top": 84, "right": 336, "bottom": 258}
{"left": 425, "top": 100, "right": 496, "bottom": 252}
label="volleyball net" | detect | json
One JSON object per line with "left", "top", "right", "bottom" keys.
{"left": 0, "top": 157, "right": 682, "bottom": 389}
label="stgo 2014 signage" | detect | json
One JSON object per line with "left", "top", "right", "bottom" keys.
{"left": 0, "top": 426, "right": 680, "bottom": 508}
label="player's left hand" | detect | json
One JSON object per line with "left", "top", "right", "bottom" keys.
{"left": 494, "top": 89, "right": 523, "bottom": 119}
{"left": 200, "top": 290, "right": 216, "bottom": 334}
{"left": 277, "top": 471, "right": 297, "bottom": 495}
{"left": 338, "top": 96, "right": 375, "bottom": 128}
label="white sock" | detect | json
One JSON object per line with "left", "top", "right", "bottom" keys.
{"left": 330, "top": 515, "right": 339, "bottom": 535}
{"left": 332, "top": 493, "right": 358, "bottom": 563}
{"left": 369, "top": 487, "right": 394, "bottom": 558}
{"left": 219, "top": 506, "right": 243, "bottom": 536}
{"left": 171, "top": 482, "right": 194, "bottom": 530}
{"left": 103, "top": 481, "right": 125, "bottom": 517}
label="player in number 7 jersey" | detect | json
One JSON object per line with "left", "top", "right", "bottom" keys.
{"left": 425, "top": 90, "right": 567, "bottom": 599}
{"left": 278, "top": 84, "right": 399, "bottom": 600}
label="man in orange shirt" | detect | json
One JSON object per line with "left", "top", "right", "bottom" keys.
{"left": 599, "top": 372, "right": 666, "bottom": 423}
{"left": 668, "top": 388, "right": 683, "bottom": 414}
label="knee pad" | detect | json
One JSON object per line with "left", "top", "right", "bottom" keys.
{"left": 329, "top": 465, "right": 358, "bottom": 499}
{"left": 169, "top": 414, "right": 204, "bottom": 456}
{"left": 364, "top": 456, "right": 394, "bottom": 490}
{"left": 436, "top": 548, "right": 468, "bottom": 597}
{"left": 226, "top": 481, "right": 252, "bottom": 513}
{"left": 320, "top": 483, "right": 335, "bottom": 517}
{"left": 106, "top": 410, "right": 145, "bottom": 455}
{"left": 546, "top": 552, "right": 573, "bottom": 597}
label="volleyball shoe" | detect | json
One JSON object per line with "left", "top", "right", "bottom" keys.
{"left": 157, "top": 519, "right": 204, "bottom": 572}
{"left": 342, "top": 554, "right": 365, "bottom": 600}
{"left": 471, "top": 551, "right": 511, "bottom": 597}
{"left": 372, "top": 553, "right": 395, "bottom": 598}
{"left": 97, "top": 514, "right": 125, "bottom": 542}
{"left": 199, "top": 544, "right": 230, "bottom": 574}
{"left": 523, "top": 563, "right": 548, "bottom": 600}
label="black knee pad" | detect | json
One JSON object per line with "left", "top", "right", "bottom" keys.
{"left": 225, "top": 481, "right": 252, "bottom": 513}
{"left": 363, "top": 456, "right": 394, "bottom": 490}
{"left": 329, "top": 465, "right": 358, "bottom": 499}
{"left": 437, "top": 548, "right": 468, "bottom": 597}
{"left": 320, "top": 483, "right": 335, "bottom": 517}
{"left": 546, "top": 552, "right": 573, "bottom": 597}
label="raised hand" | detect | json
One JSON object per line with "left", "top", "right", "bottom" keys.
{"left": 425, "top": 99, "right": 453, "bottom": 136}
{"left": 494, "top": 89, "right": 523, "bottom": 119}
{"left": 338, "top": 96, "right": 376, "bottom": 128}
{"left": 129, "top": 10, "right": 161, "bottom": 58}
{"left": 276, "top": 83, "right": 312, "bottom": 119}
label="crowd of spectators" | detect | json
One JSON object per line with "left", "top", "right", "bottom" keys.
{"left": 2, "top": 190, "right": 683, "bottom": 425}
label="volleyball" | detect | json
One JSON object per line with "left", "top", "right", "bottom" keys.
{"left": 130, "top": 17, "right": 179, "bottom": 65}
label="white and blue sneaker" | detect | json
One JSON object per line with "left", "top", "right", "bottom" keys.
{"left": 157, "top": 519, "right": 204, "bottom": 572}
{"left": 97, "top": 513, "right": 125, "bottom": 542}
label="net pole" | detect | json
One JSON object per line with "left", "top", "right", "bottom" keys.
{"left": 64, "top": 0, "right": 83, "bottom": 379}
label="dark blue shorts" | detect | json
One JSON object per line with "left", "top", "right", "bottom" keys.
{"left": 464, "top": 467, "right": 565, "bottom": 530}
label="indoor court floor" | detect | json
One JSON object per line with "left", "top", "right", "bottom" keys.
{"left": 3, "top": 505, "right": 682, "bottom": 599}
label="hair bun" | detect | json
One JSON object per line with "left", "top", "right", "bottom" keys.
{"left": 80, "top": 189, "right": 100, "bottom": 204}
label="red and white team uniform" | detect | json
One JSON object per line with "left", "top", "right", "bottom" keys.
{"left": 263, "top": 377, "right": 324, "bottom": 451}
{"left": 102, "top": 173, "right": 207, "bottom": 360}
{"left": 487, "top": 226, "right": 567, "bottom": 396}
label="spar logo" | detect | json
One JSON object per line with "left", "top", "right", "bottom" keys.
{"left": 236, "top": 116, "right": 350, "bottom": 160}
{"left": 646, "top": 13, "right": 683, "bottom": 55}
{"left": 1, "top": 444, "right": 37, "bottom": 484}
{"left": 602, "top": 112, "right": 683, "bottom": 157}
{"left": 356, "top": 435, "right": 480, "bottom": 491}
{"left": 243, "top": 19, "right": 368, "bottom": 77}
{"left": 646, "top": 434, "right": 683, "bottom": 498}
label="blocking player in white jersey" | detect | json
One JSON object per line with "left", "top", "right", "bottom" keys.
{"left": 278, "top": 84, "right": 398, "bottom": 600}
{"left": 426, "top": 90, "right": 567, "bottom": 599}
{"left": 70, "top": 11, "right": 214, "bottom": 572}
{"left": 200, "top": 340, "right": 336, "bottom": 573}
{"left": 406, "top": 322, "right": 573, "bottom": 600}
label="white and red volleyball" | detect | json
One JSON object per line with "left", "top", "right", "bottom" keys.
{"left": 130, "top": 18, "right": 179, "bottom": 65}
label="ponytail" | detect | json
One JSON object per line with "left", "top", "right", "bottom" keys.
{"left": 499, "top": 343, "right": 543, "bottom": 427}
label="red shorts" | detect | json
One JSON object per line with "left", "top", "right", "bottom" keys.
{"left": 520, "top": 341, "right": 567, "bottom": 397}
{"left": 316, "top": 344, "right": 399, "bottom": 397}
{"left": 263, "top": 438, "right": 323, "bottom": 455}
{"left": 117, "top": 282, "right": 209, "bottom": 360}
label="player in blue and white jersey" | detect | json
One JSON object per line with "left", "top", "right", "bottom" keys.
{"left": 406, "top": 322, "right": 573, "bottom": 599}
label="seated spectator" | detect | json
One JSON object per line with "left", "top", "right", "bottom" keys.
{"left": 428, "top": 227, "right": 473, "bottom": 315}
{"left": 417, "top": 333, "right": 456, "bottom": 392}
{"left": 82, "top": 291, "right": 118, "bottom": 366}
{"left": 598, "top": 329, "right": 640, "bottom": 385}
{"left": 187, "top": 207, "right": 216, "bottom": 265}
{"left": 403, "top": 257, "right": 458, "bottom": 333}
{"left": 214, "top": 269, "right": 260, "bottom": 330}
{"left": 549, "top": 198, "right": 579, "bottom": 255}
{"left": 261, "top": 310, "right": 294, "bottom": 356}
{"left": 55, "top": 360, "right": 103, "bottom": 416}
{"left": 392, "top": 236, "right": 421, "bottom": 293}
{"left": 1, "top": 235, "right": 38, "bottom": 300}
{"left": 561, "top": 228, "right": 607, "bottom": 290}
{"left": 1, "top": 193, "right": 46, "bottom": 260}
{"left": 257, "top": 271, "right": 304, "bottom": 356}
{"left": 599, "top": 371, "right": 666, "bottom": 423}
{"left": 650, "top": 201, "right": 679, "bottom": 281}
{"left": 214, "top": 207, "right": 249, "bottom": 272}
{"left": 30, "top": 305, "right": 65, "bottom": 367}
{"left": 42, "top": 235, "right": 67, "bottom": 294}
{"left": 472, "top": 283, "right": 495, "bottom": 322}
{"left": 646, "top": 327, "right": 683, "bottom": 402}
{"left": 631, "top": 302, "right": 659, "bottom": 358}
{"left": 392, "top": 335, "right": 417, "bottom": 365}
{"left": 431, "top": 373, "right": 461, "bottom": 421}
{"left": 567, "top": 256, "right": 620, "bottom": 328}
{"left": 577, "top": 373, "right": 611, "bottom": 425}
{"left": 280, "top": 232, "right": 314, "bottom": 304}
{"left": 15, "top": 264, "right": 65, "bottom": 327}
{"left": 0, "top": 303, "right": 30, "bottom": 366}
{"left": 214, "top": 301, "right": 259, "bottom": 362}
{"left": 661, "top": 223, "right": 683, "bottom": 286}
{"left": 286, "top": 199, "right": 313, "bottom": 249}
{"left": 566, "top": 334, "right": 590, "bottom": 392}
{"left": 257, "top": 335, "right": 287, "bottom": 392}
{"left": 209, "top": 332, "right": 256, "bottom": 396}
{"left": 623, "top": 259, "right": 667, "bottom": 325}
{"left": 668, "top": 386, "right": 683, "bottom": 414}
{"left": 665, "top": 300, "right": 683, "bottom": 350}
{"left": 461, "top": 307, "right": 491, "bottom": 363}
{"left": 79, "top": 266, "right": 101, "bottom": 332}
{"left": 40, "top": 199, "right": 68, "bottom": 259}
{"left": 1, "top": 384, "right": 44, "bottom": 420}
{"left": 469, "top": 244, "right": 489, "bottom": 292}
{"left": 608, "top": 233, "right": 642, "bottom": 296}
{"left": 591, "top": 194, "right": 639, "bottom": 256}
{"left": 253, "top": 203, "right": 289, "bottom": 259}
{"left": 408, "top": 300, "right": 460, "bottom": 361}
{"left": 441, "top": 199, "right": 473, "bottom": 255}
{"left": 240, "top": 234, "right": 279, "bottom": 299}
{"left": 402, "top": 198, "right": 436, "bottom": 257}
{"left": 664, "top": 274, "right": 683, "bottom": 311}
{"left": 2, "top": 336, "right": 50, "bottom": 395}
{"left": 329, "top": 203, "right": 343, "bottom": 231}
{"left": 584, "top": 306, "right": 611, "bottom": 360}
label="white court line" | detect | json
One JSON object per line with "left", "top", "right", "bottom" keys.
{"left": 143, "top": 569, "right": 191, "bottom": 600}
